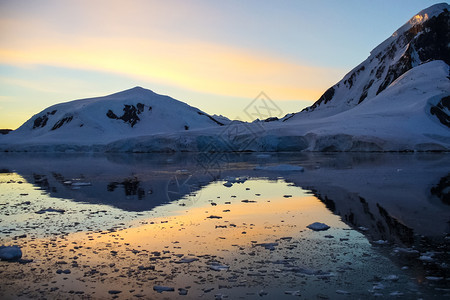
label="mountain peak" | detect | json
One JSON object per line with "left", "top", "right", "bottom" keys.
{"left": 287, "top": 3, "right": 449, "bottom": 120}
{"left": 371, "top": 2, "right": 449, "bottom": 56}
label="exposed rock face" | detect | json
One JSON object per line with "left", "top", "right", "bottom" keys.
{"left": 106, "top": 103, "right": 149, "bottom": 127}
{"left": 33, "top": 110, "right": 57, "bottom": 129}
{"left": 51, "top": 116, "right": 73, "bottom": 131}
{"left": 430, "top": 96, "right": 450, "bottom": 128}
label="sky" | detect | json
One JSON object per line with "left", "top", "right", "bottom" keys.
{"left": 0, "top": 0, "right": 444, "bottom": 129}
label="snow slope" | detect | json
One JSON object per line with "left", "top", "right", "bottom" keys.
{"left": 264, "top": 60, "right": 450, "bottom": 151}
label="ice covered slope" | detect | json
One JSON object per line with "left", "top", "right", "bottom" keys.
{"left": 1, "top": 87, "right": 225, "bottom": 146}
{"left": 284, "top": 2, "right": 449, "bottom": 121}
{"left": 266, "top": 60, "right": 450, "bottom": 151}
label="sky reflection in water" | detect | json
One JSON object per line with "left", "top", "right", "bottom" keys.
{"left": 0, "top": 152, "right": 448, "bottom": 299}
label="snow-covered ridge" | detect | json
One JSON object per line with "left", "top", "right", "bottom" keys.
{"left": 283, "top": 2, "right": 449, "bottom": 120}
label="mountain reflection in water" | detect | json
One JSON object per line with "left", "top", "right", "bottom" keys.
{"left": 0, "top": 152, "right": 448, "bottom": 245}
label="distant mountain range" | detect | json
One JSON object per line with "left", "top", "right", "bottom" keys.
{"left": 1, "top": 3, "right": 449, "bottom": 152}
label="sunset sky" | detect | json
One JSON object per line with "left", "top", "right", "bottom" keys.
{"left": 0, "top": 0, "right": 442, "bottom": 129}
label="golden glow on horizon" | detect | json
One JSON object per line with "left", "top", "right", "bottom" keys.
{"left": 0, "top": 36, "right": 339, "bottom": 102}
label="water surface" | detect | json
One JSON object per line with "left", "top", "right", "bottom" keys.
{"left": 0, "top": 152, "right": 448, "bottom": 299}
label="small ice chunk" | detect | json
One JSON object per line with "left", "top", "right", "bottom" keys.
{"left": 207, "top": 215, "right": 222, "bottom": 219}
{"left": 178, "top": 288, "right": 188, "bottom": 295}
{"left": 425, "top": 276, "right": 443, "bottom": 281}
{"left": 256, "top": 243, "right": 279, "bottom": 250}
{"left": 175, "top": 258, "right": 199, "bottom": 264}
{"left": 71, "top": 182, "right": 91, "bottom": 186}
{"left": 389, "top": 291, "right": 404, "bottom": 296}
{"left": 307, "top": 222, "right": 330, "bottom": 231}
{"left": 419, "top": 255, "right": 433, "bottom": 262}
{"left": 209, "top": 264, "right": 229, "bottom": 271}
{"left": 373, "top": 240, "right": 388, "bottom": 245}
{"left": 384, "top": 274, "right": 399, "bottom": 281}
{"left": 223, "top": 182, "right": 233, "bottom": 187}
{"left": 153, "top": 286, "right": 175, "bottom": 293}
{"left": 35, "top": 208, "right": 65, "bottom": 214}
{"left": 358, "top": 226, "right": 369, "bottom": 231}
{"left": 0, "top": 245, "right": 22, "bottom": 261}
{"left": 372, "top": 283, "right": 385, "bottom": 290}
{"left": 258, "top": 290, "right": 268, "bottom": 296}
{"left": 254, "top": 164, "right": 304, "bottom": 172}
{"left": 336, "top": 290, "right": 350, "bottom": 294}
{"left": 284, "top": 290, "right": 301, "bottom": 296}
{"left": 393, "top": 247, "right": 420, "bottom": 256}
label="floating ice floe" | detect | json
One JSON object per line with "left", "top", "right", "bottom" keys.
{"left": 175, "top": 257, "right": 199, "bottom": 264}
{"left": 254, "top": 164, "right": 304, "bottom": 172}
{"left": 307, "top": 222, "right": 330, "bottom": 231}
{"left": 0, "top": 245, "right": 22, "bottom": 261}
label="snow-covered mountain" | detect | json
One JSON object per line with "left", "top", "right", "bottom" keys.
{"left": 284, "top": 2, "right": 449, "bottom": 122}
{"left": 1, "top": 87, "right": 225, "bottom": 147}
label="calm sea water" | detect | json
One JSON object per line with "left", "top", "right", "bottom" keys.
{"left": 0, "top": 152, "right": 448, "bottom": 299}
